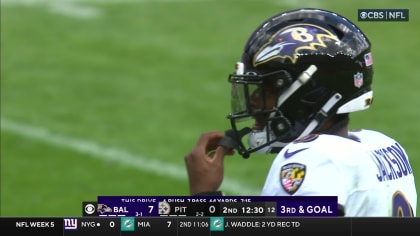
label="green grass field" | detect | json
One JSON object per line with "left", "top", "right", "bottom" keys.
{"left": 1, "top": 0, "right": 419, "bottom": 217}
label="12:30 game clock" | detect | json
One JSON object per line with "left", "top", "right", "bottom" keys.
{"left": 241, "top": 206, "right": 265, "bottom": 215}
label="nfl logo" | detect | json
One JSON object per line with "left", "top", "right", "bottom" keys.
{"left": 354, "top": 72, "right": 363, "bottom": 88}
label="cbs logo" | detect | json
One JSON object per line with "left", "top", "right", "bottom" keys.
{"left": 83, "top": 203, "right": 97, "bottom": 216}
{"left": 359, "top": 11, "right": 385, "bottom": 19}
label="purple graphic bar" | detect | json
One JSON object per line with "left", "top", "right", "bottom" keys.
{"left": 96, "top": 196, "right": 338, "bottom": 217}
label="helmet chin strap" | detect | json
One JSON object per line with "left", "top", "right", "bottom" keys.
{"left": 299, "top": 93, "right": 343, "bottom": 138}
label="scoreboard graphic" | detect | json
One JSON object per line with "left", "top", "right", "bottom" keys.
{"left": 90, "top": 195, "right": 339, "bottom": 217}
{"left": 1, "top": 196, "right": 419, "bottom": 235}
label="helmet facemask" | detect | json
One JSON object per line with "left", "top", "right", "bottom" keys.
{"left": 227, "top": 63, "right": 318, "bottom": 158}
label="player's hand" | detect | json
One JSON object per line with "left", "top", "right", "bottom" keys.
{"left": 184, "top": 131, "right": 234, "bottom": 195}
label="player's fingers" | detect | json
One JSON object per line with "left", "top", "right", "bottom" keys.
{"left": 211, "top": 146, "right": 228, "bottom": 163}
{"left": 198, "top": 131, "right": 224, "bottom": 154}
{"left": 185, "top": 131, "right": 224, "bottom": 162}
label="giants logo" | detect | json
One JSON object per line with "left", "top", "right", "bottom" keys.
{"left": 253, "top": 24, "right": 339, "bottom": 65}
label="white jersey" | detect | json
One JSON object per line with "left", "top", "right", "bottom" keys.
{"left": 261, "top": 129, "right": 417, "bottom": 216}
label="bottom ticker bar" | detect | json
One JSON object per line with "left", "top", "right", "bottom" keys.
{"left": 1, "top": 217, "right": 420, "bottom": 236}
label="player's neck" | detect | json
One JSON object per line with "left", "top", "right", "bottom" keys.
{"left": 334, "top": 127, "right": 348, "bottom": 138}
{"left": 335, "top": 127, "right": 359, "bottom": 142}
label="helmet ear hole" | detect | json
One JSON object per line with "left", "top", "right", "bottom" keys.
{"left": 270, "top": 114, "right": 292, "bottom": 138}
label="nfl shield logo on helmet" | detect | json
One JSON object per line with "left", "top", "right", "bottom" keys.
{"left": 280, "top": 163, "right": 306, "bottom": 194}
{"left": 353, "top": 72, "right": 364, "bottom": 88}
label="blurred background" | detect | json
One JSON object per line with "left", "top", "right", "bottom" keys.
{"left": 1, "top": 0, "right": 419, "bottom": 216}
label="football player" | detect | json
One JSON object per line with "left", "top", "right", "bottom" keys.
{"left": 184, "top": 8, "right": 417, "bottom": 216}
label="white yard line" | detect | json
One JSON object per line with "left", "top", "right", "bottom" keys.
{"left": 1, "top": 0, "right": 209, "bottom": 5}
{"left": 48, "top": 0, "right": 102, "bottom": 18}
{"left": 1, "top": 0, "right": 210, "bottom": 19}
{"left": 1, "top": 117, "right": 261, "bottom": 195}
{"left": 1, "top": 0, "right": 319, "bottom": 19}
{"left": 1, "top": 0, "right": 101, "bottom": 18}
